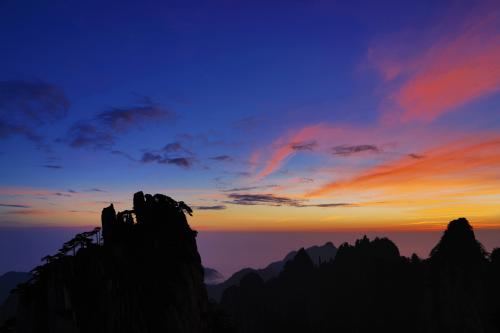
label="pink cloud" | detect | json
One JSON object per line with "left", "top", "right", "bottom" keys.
{"left": 372, "top": 8, "right": 500, "bottom": 123}
{"left": 256, "top": 124, "right": 343, "bottom": 178}
{"left": 306, "top": 134, "right": 500, "bottom": 197}
{"left": 252, "top": 5, "right": 500, "bottom": 181}
{"left": 4, "top": 209, "right": 53, "bottom": 216}
{"left": 248, "top": 150, "right": 261, "bottom": 173}
{"left": 0, "top": 187, "right": 55, "bottom": 196}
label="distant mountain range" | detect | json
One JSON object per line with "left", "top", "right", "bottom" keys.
{"left": 2, "top": 210, "right": 500, "bottom": 333}
{"left": 218, "top": 218, "right": 500, "bottom": 333}
{"left": 206, "top": 242, "right": 337, "bottom": 301}
{"left": 0, "top": 243, "right": 336, "bottom": 306}
{"left": 204, "top": 267, "right": 225, "bottom": 285}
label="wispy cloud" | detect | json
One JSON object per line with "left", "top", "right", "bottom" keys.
{"left": 307, "top": 135, "right": 500, "bottom": 197}
{"left": 68, "top": 209, "right": 97, "bottom": 213}
{"left": 66, "top": 122, "right": 115, "bottom": 150}
{"left": 252, "top": 9, "right": 500, "bottom": 179}
{"left": 110, "top": 150, "right": 135, "bottom": 161}
{"left": 233, "top": 115, "right": 262, "bottom": 131}
{"left": 65, "top": 98, "right": 174, "bottom": 150}
{"left": 253, "top": 124, "right": 393, "bottom": 178}
{"left": 221, "top": 185, "right": 278, "bottom": 192}
{"left": 331, "top": 144, "right": 381, "bottom": 156}
{"left": 0, "top": 203, "right": 31, "bottom": 208}
{"left": 85, "top": 188, "right": 106, "bottom": 193}
{"left": 210, "top": 155, "right": 233, "bottom": 162}
{"left": 225, "top": 193, "right": 352, "bottom": 208}
{"left": 140, "top": 152, "right": 195, "bottom": 169}
{"left": 96, "top": 103, "right": 172, "bottom": 131}
{"left": 53, "top": 192, "right": 72, "bottom": 197}
{"left": 3, "top": 209, "right": 51, "bottom": 215}
{"left": 256, "top": 124, "right": 339, "bottom": 178}
{"left": 371, "top": 8, "right": 500, "bottom": 123}
{"left": 168, "top": 157, "right": 194, "bottom": 168}
{"left": 42, "top": 164, "right": 63, "bottom": 169}
{"left": 194, "top": 205, "right": 227, "bottom": 210}
{"left": 312, "top": 203, "right": 353, "bottom": 208}
{"left": 135, "top": 138, "right": 199, "bottom": 169}
{"left": 291, "top": 141, "right": 318, "bottom": 151}
{"left": 226, "top": 193, "right": 301, "bottom": 206}
{"left": 162, "top": 142, "right": 190, "bottom": 153}
{"left": 0, "top": 187, "right": 76, "bottom": 197}
{"left": 0, "top": 80, "right": 69, "bottom": 148}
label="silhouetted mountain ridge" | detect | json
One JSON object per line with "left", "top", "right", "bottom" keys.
{"left": 204, "top": 267, "right": 224, "bottom": 285}
{"left": 219, "top": 218, "right": 500, "bottom": 333}
{"left": 206, "top": 242, "right": 337, "bottom": 301}
{"left": 0, "top": 191, "right": 222, "bottom": 333}
{"left": 1, "top": 206, "right": 499, "bottom": 333}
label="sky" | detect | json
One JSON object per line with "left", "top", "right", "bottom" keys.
{"left": 1, "top": 0, "right": 500, "bottom": 276}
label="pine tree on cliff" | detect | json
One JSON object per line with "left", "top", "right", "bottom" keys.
{"left": 3, "top": 191, "right": 211, "bottom": 333}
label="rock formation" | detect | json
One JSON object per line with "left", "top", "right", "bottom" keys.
{"left": 1, "top": 191, "right": 210, "bottom": 333}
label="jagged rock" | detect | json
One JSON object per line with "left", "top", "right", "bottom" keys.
{"left": 4, "top": 191, "right": 210, "bottom": 333}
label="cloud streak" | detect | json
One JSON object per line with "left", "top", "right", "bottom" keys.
{"left": 291, "top": 141, "right": 318, "bottom": 151}
{"left": 221, "top": 185, "right": 278, "bottom": 192}
{"left": 66, "top": 99, "right": 174, "bottom": 150}
{"left": 162, "top": 142, "right": 191, "bottom": 154}
{"left": 194, "top": 205, "right": 227, "bottom": 210}
{"left": 210, "top": 155, "right": 233, "bottom": 162}
{"left": 66, "top": 122, "right": 115, "bottom": 150}
{"left": 225, "top": 193, "right": 352, "bottom": 208}
{"left": 307, "top": 135, "right": 500, "bottom": 197}
{"left": 331, "top": 144, "right": 381, "bottom": 156}
{"left": 140, "top": 152, "right": 195, "bottom": 169}
{"left": 97, "top": 104, "right": 172, "bottom": 131}
{"left": 256, "top": 124, "right": 343, "bottom": 178}
{"left": 0, "top": 80, "right": 69, "bottom": 147}
{"left": 42, "top": 165, "right": 63, "bottom": 169}
{"left": 3, "top": 209, "right": 51, "bottom": 215}
{"left": 0, "top": 203, "right": 31, "bottom": 208}
{"left": 373, "top": 8, "right": 500, "bottom": 123}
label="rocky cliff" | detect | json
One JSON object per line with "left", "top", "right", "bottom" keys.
{"left": 2, "top": 191, "right": 211, "bottom": 333}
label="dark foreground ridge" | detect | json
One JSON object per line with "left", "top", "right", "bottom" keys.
{"left": 0, "top": 191, "right": 215, "bottom": 333}
{"left": 219, "top": 218, "right": 500, "bottom": 333}
{"left": 1, "top": 202, "right": 499, "bottom": 333}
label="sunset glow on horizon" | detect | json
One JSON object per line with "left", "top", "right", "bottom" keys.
{"left": 1, "top": 0, "right": 500, "bottom": 236}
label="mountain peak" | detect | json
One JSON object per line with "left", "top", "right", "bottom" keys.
{"left": 430, "top": 217, "right": 486, "bottom": 266}
{"left": 3, "top": 191, "right": 210, "bottom": 333}
{"left": 282, "top": 248, "right": 314, "bottom": 276}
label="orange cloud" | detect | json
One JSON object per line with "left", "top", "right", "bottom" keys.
{"left": 4, "top": 209, "right": 53, "bottom": 216}
{"left": 0, "top": 187, "right": 56, "bottom": 196}
{"left": 307, "top": 135, "right": 500, "bottom": 197}
{"left": 251, "top": 120, "right": 472, "bottom": 180}
{"left": 256, "top": 123, "right": 340, "bottom": 178}
{"left": 379, "top": 10, "right": 500, "bottom": 123}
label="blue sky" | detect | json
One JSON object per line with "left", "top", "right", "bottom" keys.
{"left": 1, "top": 0, "right": 500, "bottom": 237}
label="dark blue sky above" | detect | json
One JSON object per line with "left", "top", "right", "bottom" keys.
{"left": 1, "top": 0, "right": 500, "bottom": 277}
{"left": 0, "top": 0, "right": 499, "bottom": 232}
